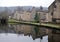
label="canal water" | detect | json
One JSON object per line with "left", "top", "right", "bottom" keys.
{"left": 0, "top": 24, "right": 60, "bottom": 42}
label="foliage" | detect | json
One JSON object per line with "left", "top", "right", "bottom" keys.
{"left": 34, "top": 26, "right": 39, "bottom": 34}
{"left": 40, "top": 6, "right": 43, "bottom": 10}
{"left": 34, "top": 12, "right": 39, "bottom": 23}
{"left": 0, "top": 7, "right": 8, "bottom": 19}
{"left": 8, "top": 19, "right": 17, "bottom": 23}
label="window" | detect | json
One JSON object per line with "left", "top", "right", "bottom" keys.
{"left": 54, "top": 4, "right": 57, "bottom": 8}
{"left": 51, "top": 12, "right": 53, "bottom": 16}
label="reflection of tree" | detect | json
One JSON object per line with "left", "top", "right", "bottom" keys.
{"left": 34, "top": 26, "right": 39, "bottom": 35}
{"left": 33, "top": 26, "right": 43, "bottom": 41}
{"left": 52, "top": 29, "right": 56, "bottom": 34}
{"left": 0, "top": 24, "right": 16, "bottom": 33}
{"left": 0, "top": 24, "right": 8, "bottom": 33}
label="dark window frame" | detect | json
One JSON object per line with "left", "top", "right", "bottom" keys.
{"left": 51, "top": 12, "right": 53, "bottom": 16}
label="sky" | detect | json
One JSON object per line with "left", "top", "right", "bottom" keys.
{"left": 0, "top": 0, "right": 54, "bottom": 7}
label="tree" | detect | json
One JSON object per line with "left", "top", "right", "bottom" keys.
{"left": 0, "top": 7, "right": 9, "bottom": 24}
{"left": 40, "top": 6, "right": 43, "bottom": 11}
{"left": 34, "top": 12, "right": 39, "bottom": 23}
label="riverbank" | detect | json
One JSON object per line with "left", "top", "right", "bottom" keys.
{"left": 8, "top": 19, "right": 60, "bottom": 29}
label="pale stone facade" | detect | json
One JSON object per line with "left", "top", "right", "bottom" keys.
{"left": 53, "top": 0, "right": 60, "bottom": 23}
{"left": 13, "top": 11, "right": 32, "bottom": 21}
{"left": 13, "top": 7, "right": 36, "bottom": 21}
{"left": 13, "top": 7, "right": 50, "bottom": 23}
{"left": 37, "top": 11, "right": 49, "bottom": 22}
{"left": 48, "top": 1, "right": 55, "bottom": 22}
{"left": 48, "top": 0, "right": 60, "bottom": 23}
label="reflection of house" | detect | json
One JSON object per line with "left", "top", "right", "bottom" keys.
{"left": 48, "top": 29, "right": 60, "bottom": 42}
{"left": 22, "top": 25, "right": 33, "bottom": 35}
{"left": 13, "top": 24, "right": 48, "bottom": 40}
{"left": 32, "top": 27, "right": 48, "bottom": 40}
{"left": 13, "top": 25, "right": 33, "bottom": 35}
{"left": 48, "top": 0, "right": 60, "bottom": 23}
{"left": 13, "top": 25, "right": 24, "bottom": 34}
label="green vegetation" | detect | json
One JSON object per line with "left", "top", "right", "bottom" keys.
{"left": 34, "top": 12, "right": 39, "bottom": 23}
{"left": 34, "top": 26, "right": 39, "bottom": 34}
{"left": 8, "top": 19, "right": 60, "bottom": 29}
{"left": 8, "top": 19, "right": 19, "bottom": 23}
{"left": 41, "top": 23, "right": 60, "bottom": 29}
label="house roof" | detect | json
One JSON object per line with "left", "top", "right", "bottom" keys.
{"left": 48, "top": 1, "right": 55, "bottom": 9}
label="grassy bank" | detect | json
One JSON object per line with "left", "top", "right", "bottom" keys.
{"left": 8, "top": 19, "right": 60, "bottom": 29}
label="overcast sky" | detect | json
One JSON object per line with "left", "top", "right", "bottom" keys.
{"left": 0, "top": 0, "right": 54, "bottom": 7}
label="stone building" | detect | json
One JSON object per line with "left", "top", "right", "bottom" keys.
{"left": 48, "top": 1, "right": 55, "bottom": 22}
{"left": 48, "top": 0, "right": 60, "bottom": 23}
{"left": 13, "top": 11, "right": 32, "bottom": 21}
{"left": 13, "top": 7, "right": 36, "bottom": 21}
{"left": 37, "top": 9, "right": 49, "bottom": 23}
{"left": 13, "top": 6, "right": 49, "bottom": 22}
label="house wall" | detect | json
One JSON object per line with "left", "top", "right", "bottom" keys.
{"left": 38, "top": 12, "right": 49, "bottom": 23}
{"left": 48, "top": 1, "right": 55, "bottom": 22}
{"left": 20, "top": 12, "right": 32, "bottom": 21}
{"left": 13, "top": 7, "right": 36, "bottom": 21}
{"left": 48, "top": 0, "right": 60, "bottom": 23}
{"left": 53, "top": 0, "right": 60, "bottom": 23}
{"left": 13, "top": 11, "right": 35, "bottom": 21}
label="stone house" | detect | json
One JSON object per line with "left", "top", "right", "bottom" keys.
{"left": 48, "top": 0, "right": 60, "bottom": 23}
{"left": 37, "top": 10, "right": 49, "bottom": 23}
{"left": 13, "top": 7, "right": 36, "bottom": 21}
{"left": 13, "top": 7, "right": 50, "bottom": 22}
{"left": 48, "top": 1, "right": 55, "bottom": 22}
{"left": 13, "top": 11, "right": 31, "bottom": 21}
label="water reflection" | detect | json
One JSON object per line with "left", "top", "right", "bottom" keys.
{"left": 0, "top": 24, "right": 48, "bottom": 42}
{"left": 0, "top": 24, "right": 60, "bottom": 42}
{"left": 11, "top": 24, "right": 48, "bottom": 40}
{"left": 48, "top": 29, "right": 60, "bottom": 42}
